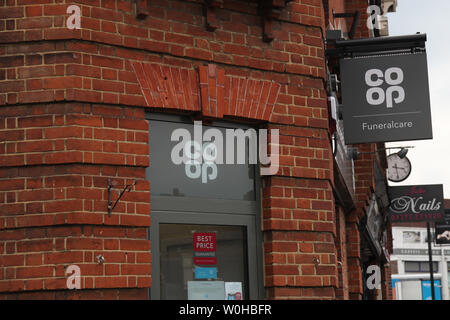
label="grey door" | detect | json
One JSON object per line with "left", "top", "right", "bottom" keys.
{"left": 147, "top": 114, "right": 264, "bottom": 300}
{"left": 150, "top": 211, "right": 261, "bottom": 299}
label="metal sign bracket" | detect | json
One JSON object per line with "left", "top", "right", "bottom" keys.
{"left": 107, "top": 178, "right": 137, "bottom": 216}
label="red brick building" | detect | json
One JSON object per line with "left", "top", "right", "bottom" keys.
{"left": 0, "top": 0, "right": 394, "bottom": 299}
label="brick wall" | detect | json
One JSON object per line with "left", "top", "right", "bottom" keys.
{"left": 0, "top": 0, "right": 326, "bottom": 107}
{"left": 0, "top": 0, "right": 390, "bottom": 299}
{"left": 263, "top": 176, "right": 337, "bottom": 299}
{"left": 0, "top": 103, "right": 150, "bottom": 299}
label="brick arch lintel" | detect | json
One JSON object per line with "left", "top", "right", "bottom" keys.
{"left": 131, "top": 61, "right": 280, "bottom": 122}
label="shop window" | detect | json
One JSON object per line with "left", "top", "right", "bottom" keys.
{"left": 404, "top": 261, "right": 438, "bottom": 273}
{"left": 401, "top": 280, "right": 422, "bottom": 300}
{"left": 402, "top": 231, "right": 421, "bottom": 244}
{"left": 148, "top": 119, "right": 256, "bottom": 201}
{"left": 159, "top": 224, "right": 249, "bottom": 300}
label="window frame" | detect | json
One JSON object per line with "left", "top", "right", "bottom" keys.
{"left": 404, "top": 261, "right": 438, "bottom": 273}
{"left": 146, "top": 112, "right": 265, "bottom": 300}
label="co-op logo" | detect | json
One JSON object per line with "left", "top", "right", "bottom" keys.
{"left": 365, "top": 67, "right": 405, "bottom": 108}
{"left": 180, "top": 140, "right": 218, "bottom": 184}
{"left": 170, "top": 121, "right": 279, "bottom": 183}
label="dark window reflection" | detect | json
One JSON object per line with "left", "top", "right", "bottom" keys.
{"left": 148, "top": 120, "right": 256, "bottom": 201}
{"left": 159, "top": 224, "right": 249, "bottom": 300}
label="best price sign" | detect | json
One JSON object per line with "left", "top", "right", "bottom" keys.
{"left": 193, "top": 232, "right": 217, "bottom": 265}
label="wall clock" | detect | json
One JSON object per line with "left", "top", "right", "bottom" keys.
{"left": 387, "top": 153, "right": 411, "bottom": 182}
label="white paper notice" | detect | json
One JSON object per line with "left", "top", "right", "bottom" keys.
{"left": 187, "top": 281, "right": 225, "bottom": 300}
{"left": 225, "top": 282, "right": 243, "bottom": 300}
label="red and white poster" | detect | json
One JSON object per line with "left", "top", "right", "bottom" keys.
{"left": 193, "top": 232, "right": 217, "bottom": 265}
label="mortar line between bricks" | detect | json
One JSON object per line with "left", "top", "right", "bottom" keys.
{"left": 2, "top": 38, "right": 328, "bottom": 82}
{"left": 264, "top": 230, "right": 337, "bottom": 234}
{"left": 266, "top": 132, "right": 330, "bottom": 140}
{"left": 0, "top": 163, "right": 149, "bottom": 172}
{"left": 266, "top": 175, "right": 334, "bottom": 191}
{"left": 0, "top": 221, "right": 151, "bottom": 232}
{"left": 3, "top": 99, "right": 334, "bottom": 134}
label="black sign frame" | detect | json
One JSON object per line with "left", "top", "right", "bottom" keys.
{"left": 388, "top": 184, "right": 444, "bottom": 223}
{"left": 340, "top": 52, "right": 433, "bottom": 144}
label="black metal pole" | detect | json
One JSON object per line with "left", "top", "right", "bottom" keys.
{"left": 427, "top": 222, "right": 436, "bottom": 300}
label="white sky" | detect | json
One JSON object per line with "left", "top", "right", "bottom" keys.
{"left": 386, "top": 0, "right": 450, "bottom": 198}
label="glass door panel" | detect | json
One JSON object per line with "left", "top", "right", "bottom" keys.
{"left": 159, "top": 223, "right": 249, "bottom": 300}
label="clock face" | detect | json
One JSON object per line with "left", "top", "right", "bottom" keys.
{"left": 387, "top": 154, "right": 412, "bottom": 182}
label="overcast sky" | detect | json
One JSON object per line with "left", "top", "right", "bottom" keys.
{"left": 385, "top": 0, "right": 450, "bottom": 198}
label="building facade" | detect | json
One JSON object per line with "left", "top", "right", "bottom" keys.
{"left": 390, "top": 201, "right": 450, "bottom": 300}
{"left": 0, "top": 0, "right": 396, "bottom": 299}
{"left": 390, "top": 226, "right": 445, "bottom": 300}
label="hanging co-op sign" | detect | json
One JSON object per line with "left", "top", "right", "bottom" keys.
{"left": 338, "top": 36, "right": 433, "bottom": 144}
{"left": 388, "top": 184, "right": 444, "bottom": 223}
